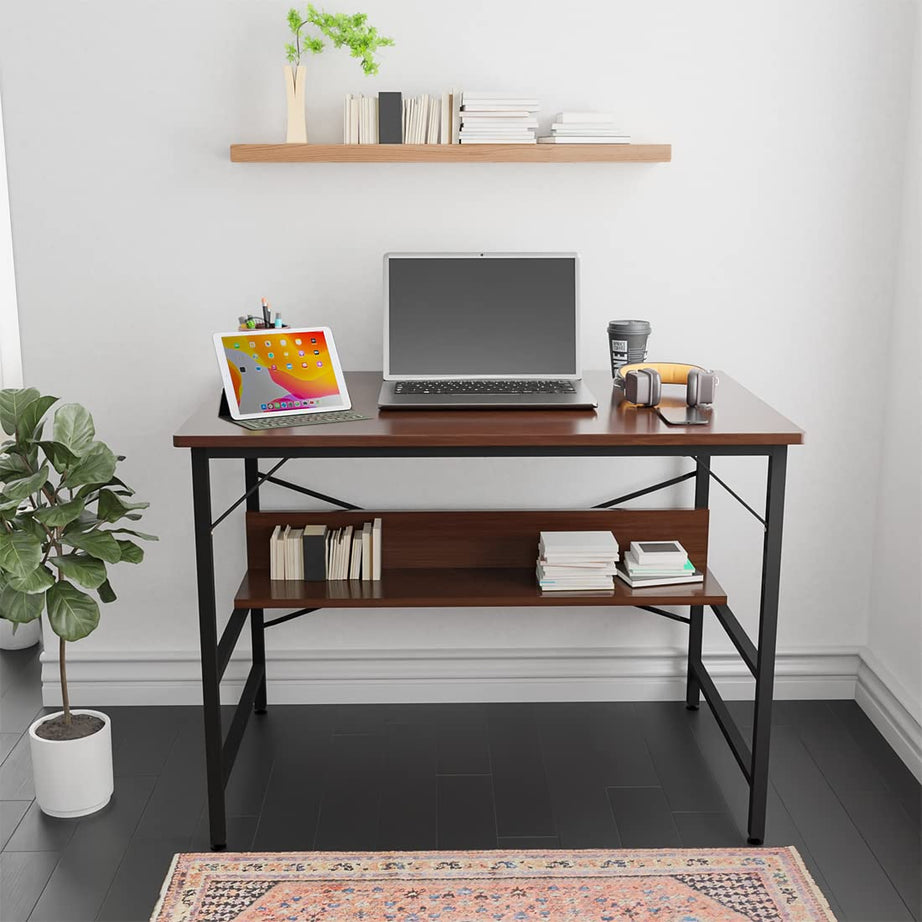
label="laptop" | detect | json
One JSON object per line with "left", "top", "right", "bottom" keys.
{"left": 378, "top": 252, "right": 597, "bottom": 409}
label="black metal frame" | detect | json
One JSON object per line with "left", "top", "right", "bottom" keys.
{"left": 188, "top": 442, "right": 788, "bottom": 849}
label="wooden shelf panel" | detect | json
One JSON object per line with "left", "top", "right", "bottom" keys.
{"left": 246, "top": 509, "right": 711, "bottom": 573}
{"left": 229, "top": 143, "right": 672, "bottom": 163}
{"left": 236, "top": 566, "right": 726, "bottom": 609}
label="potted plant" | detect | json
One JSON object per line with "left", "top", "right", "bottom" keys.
{"left": 0, "top": 388, "right": 155, "bottom": 817}
{"left": 284, "top": 4, "right": 394, "bottom": 142}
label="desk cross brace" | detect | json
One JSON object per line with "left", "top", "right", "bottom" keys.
{"left": 190, "top": 446, "right": 787, "bottom": 850}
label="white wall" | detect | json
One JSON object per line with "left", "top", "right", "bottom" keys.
{"left": 0, "top": 89, "right": 22, "bottom": 388}
{"left": 0, "top": 2, "right": 916, "bottom": 716}
{"left": 862, "top": 2, "right": 922, "bottom": 774}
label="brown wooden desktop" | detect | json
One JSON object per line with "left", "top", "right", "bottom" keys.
{"left": 174, "top": 369, "right": 803, "bottom": 849}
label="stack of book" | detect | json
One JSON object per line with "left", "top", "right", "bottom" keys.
{"left": 536, "top": 530, "right": 620, "bottom": 591}
{"left": 269, "top": 519, "right": 382, "bottom": 581}
{"left": 459, "top": 91, "right": 539, "bottom": 144}
{"left": 614, "top": 539, "right": 704, "bottom": 588}
{"left": 538, "top": 112, "right": 630, "bottom": 145}
{"left": 343, "top": 94, "right": 379, "bottom": 144}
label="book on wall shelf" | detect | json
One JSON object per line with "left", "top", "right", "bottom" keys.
{"left": 459, "top": 90, "right": 539, "bottom": 144}
{"left": 537, "top": 112, "right": 631, "bottom": 145}
{"left": 269, "top": 518, "right": 382, "bottom": 580}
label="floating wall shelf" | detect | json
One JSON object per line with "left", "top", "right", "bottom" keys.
{"left": 229, "top": 143, "right": 672, "bottom": 163}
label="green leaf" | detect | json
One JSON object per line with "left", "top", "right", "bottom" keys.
{"left": 0, "top": 453, "right": 29, "bottom": 481}
{"left": 0, "top": 388, "right": 40, "bottom": 437}
{"left": 106, "top": 527, "right": 158, "bottom": 542}
{"left": 0, "top": 464, "right": 49, "bottom": 504}
{"left": 17, "top": 515, "right": 48, "bottom": 543}
{"left": 64, "top": 442, "right": 116, "bottom": 488}
{"left": 62, "top": 528, "right": 121, "bottom": 563}
{"left": 53, "top": 403, "right": 95, "bottom": 456}
{"left": 114, "top": 539, "right": 143, "bottom": 564}
{"left": 96, "top": 489, "right": 149, "bottom": 524}
{"left": 7, "top": 565, "right": 55, "bottom": 594}
{"left": 33, "top": 497, "right": 85, "bottom": 528}
{"left": 16, "top": 395, "right": 57, "bottom": 443}
{"left": 38, "top": 440, "right": 79, "bottom": 474}
{"left": 0, "top": 530, "right": 44, "bottom": 578}
{"left": 97, "top": 579, "right": 117, "bottom": 603}
{"left": 0, "top": 583, "right": 45, "bottom": 623}
{"left": 51, "top": 553, "right": 108, "bottom": 589}
{"left": 46, "top": 580, "right": 99, "bottom": 641}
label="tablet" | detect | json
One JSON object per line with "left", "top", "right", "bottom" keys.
{"left": 214, "top": 327, "right": 351, "bottom": 421}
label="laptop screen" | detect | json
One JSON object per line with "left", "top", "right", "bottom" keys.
{"left": 386, "top": 255, "right": 578, "bottom": 377}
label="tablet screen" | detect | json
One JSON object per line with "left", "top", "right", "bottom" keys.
{"left": 216, "top": 328, "right": 347, "bottom": 416}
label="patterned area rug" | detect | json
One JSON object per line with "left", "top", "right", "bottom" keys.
{"left": 151, "top": 847, "right": 837, "bottom": 921}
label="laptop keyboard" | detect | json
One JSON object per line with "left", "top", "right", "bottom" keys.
{"left": 394, "top": 379, "right": 577, "bottom": 395}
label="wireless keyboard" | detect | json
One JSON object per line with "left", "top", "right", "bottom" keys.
{"left": 233, "top": 411, "right": 368, "bottom": 430}
{"left": 393, "top": 380, "right": 577, "bottom": 395}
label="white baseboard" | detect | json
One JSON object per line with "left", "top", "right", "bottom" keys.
{"left": 42, "top": 645, "right": 860, "bottom": 707}
{"left": 855, "top": 650, "right": 922, "bottom": 783}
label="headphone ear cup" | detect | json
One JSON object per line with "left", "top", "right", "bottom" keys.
{"left": 647, "top": 368, "right": 662, "bottom": 406}
{"left": 686, "top": 369, "right": 700, "bottom": 407}
{"left": 624, "top": 367, "right": 662, "bottom": 406}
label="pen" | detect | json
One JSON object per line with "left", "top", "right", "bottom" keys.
{"left": 262, "top": 298, "right": 271, "bottom": 328}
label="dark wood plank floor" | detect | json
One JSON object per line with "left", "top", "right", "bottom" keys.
{"left": 1, "top": 645, "right": 919, "bottom": 922}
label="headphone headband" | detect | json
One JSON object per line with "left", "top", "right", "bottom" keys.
{"left": 615, "top": 362, "right": 712, "bottom": 387}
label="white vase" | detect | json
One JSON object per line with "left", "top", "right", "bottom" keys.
{"left": 0, "top": 618, "right": 42, "bottom": 650}
{"left": 284, "top": 64, "right": 307, "bottom": 143}
{"left": 28, "top": 709, "right": 113, "bottom": 818}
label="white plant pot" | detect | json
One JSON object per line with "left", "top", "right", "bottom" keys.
{"left": 0, "top": 618, "right": 42, "bottom": 650}
{"left": 28, "top": 709, "right": 113, "bottom": 818}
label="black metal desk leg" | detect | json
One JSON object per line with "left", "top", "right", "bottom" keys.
{"left": 191, "top": 449, "right": 226, "bottom": 850}
{"left": 686, "top": 455, "right": 711, "bottom": 709}
{"left": 748, "top": 446, "right": 787, "bottom": 844}
{"left": 244, "top": 459, "right": 268, "bottom": 714}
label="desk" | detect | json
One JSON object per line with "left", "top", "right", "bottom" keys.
{"left": 174, "top": 370, "right": 803, "bottom": 849}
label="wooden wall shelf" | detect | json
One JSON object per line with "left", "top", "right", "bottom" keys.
{"left": 229, "top": 143, "right": 672, "bottom": 163}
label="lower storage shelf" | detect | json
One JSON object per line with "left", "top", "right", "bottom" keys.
{"left": 235, "top": 567, "right": 727, "bottom": 609}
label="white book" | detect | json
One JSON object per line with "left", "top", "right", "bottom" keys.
{"left": 350, "top": 533, "right": 363, "bottom": 578}
{"left": 461, "top": 105, "right": 539, "bottom": 113}
{"left": 551, "top": 123, "right": 621, "bottom": 132}
{"left": 269, "top": 525, "right": 282, "bottom": 579}
{"left": 402, "top": 98, "right": 409, "bottom": 143}
{"left": 538, "top": 564, "right": 618, "bottom": 578}
{"left": 288, "top": 528, "right": 304, "bottom": 580}
{"left": 538, "top": 137, "right": 630, "bottom": 144}
{"left": 614, "top": 563, "right": 703, "bottom": 589}
{"left": 464, "top": 91, "right": 537, "bottom": 99}
{"left": 460, "top": 138, "right": 537, "bottom": 144}
{"left": 427, "top": 96, "right": 440, "bottom": 143}
{"left": 280, "top": 525, "right": 291, "bottom": 579}
{"left": 556, "top": 112, "right": 616, "bottom": 123}
{"left": 420, "top": 95, "right": 430, "bottom": 144}
{"left": 359, "top": 96, "right": 369, "bottom": 144}
{"left": 373, "top": 96, "right": 379, "bottom": 142}
{"left": 440, "top": 90, "right": 451, "bottom": 144}
{"left": 372, "top": 517, "right": 382, "bottom": 579}
{"left": 540, "top": 531, "right": 619, "bottom": 556}
{"left": 629, "top": 540, "right": 689, "bottom": 567}
{"left": 463, "top": 96, "right": 539, "bottom": 106}
{"left": 451, "top": 88, "right": 462, "bottom": 143}
{"left": 361, "top": 522, "right": 373, "bottom": 580}
{"left": 325, "top": 527, "right": 335, "bottom": 576}
{"left": 459, "top": 110, "right": 533, "bottom": 119}
{"left": 340, "top": 525, "right": 354, "bottom": 578}
{"left": 351, "top": 98, "right": 359, "bottom": 144}
{"left": 462, "top": 118, "right": 539, "bottom": 127}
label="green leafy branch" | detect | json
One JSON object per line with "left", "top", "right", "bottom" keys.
{"left": 285, "top": 4, "right": 394, "bottom": 75}
{"left": 0, "top": 389, "right": 156, "bottom": 723}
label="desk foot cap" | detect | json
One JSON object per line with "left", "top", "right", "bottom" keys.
{"left": 747, "top": 837, "right": 763, "bottom": 846}
{"left": 211, "top": 843, "right": 227, "bottom": 851}
{"left": 686, "top": 704, "right": 700, "bottom": 711}
{"left": 255, "top": 707, "right": 268, "bottom": 715}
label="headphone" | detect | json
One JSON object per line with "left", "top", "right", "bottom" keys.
{"left": 614, "top": 362, "right": 719, "bottom": 407}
